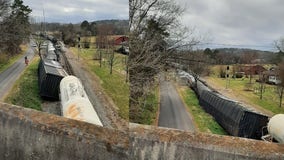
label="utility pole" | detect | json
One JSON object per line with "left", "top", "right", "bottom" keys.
{"left": 43, "top": 7, "right": 46, "bottom": 36}
{"left": 77, "top": 36, "right": 80, "bottom": 60}
{"left": 226, "top": 65, "right": 230, "bottom": 89}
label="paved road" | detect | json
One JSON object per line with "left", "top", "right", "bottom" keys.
{"left": 0, "top": 44, "right": 35, "bottom": 101}
{"left": 158, "top": 80, "right": 195, "bottom": 132}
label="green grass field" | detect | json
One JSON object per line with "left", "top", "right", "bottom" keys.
{"left": 206, "top": 76, "right": 284, "bottom": 115}
{"left": 4, "top": 56, "right": 42, "bottom": 110}
{"left": 179, "top": 86, "right": 227, "bottom": 135}
{"left": 70, "top": 47, "right": 129, "bottom": 120}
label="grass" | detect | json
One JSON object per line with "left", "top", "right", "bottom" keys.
{"left": 139, "top": 85, "right": 159, "bottom": 125}
{"left": 179, "top": 86, "right": 227, "bottom": 135}
{"left": 206, "top": 76, "right": 284, "bottom": 114}
{"left": 70, "top": 47, "right": 129, "bottom": 120}
{"left": 4, "top": 56, "right": 42, "bottom": 111}
{"left": 0, "top": 45, "right": 27, "bottom": 73}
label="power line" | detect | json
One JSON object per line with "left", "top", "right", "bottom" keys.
{"left": 197, "top": 42, "right": 275, "bottom": 49}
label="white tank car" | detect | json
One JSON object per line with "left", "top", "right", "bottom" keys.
{"left": 268, "top": 114, "right": 284, "bottom": 143}
{"left": 60, "top": 75, "right": 103, "bottom": 126}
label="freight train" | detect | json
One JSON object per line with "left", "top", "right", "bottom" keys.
{"left": 38, "top": 40, "right": 68, "bottom": 100}
{"left": 60, "top": 76, "right": 103, "bottom": 126}
{"left": 266, "top": 114, "right": 284, "bottom": 143}
{"left": 37, "top": 35, "right": 103, "bottom": 126}
{"left": 177, "top": 69, "right": 269, "bottom": 140}
{"left": 196, "top": 81, "right": 268, "bottom": 139}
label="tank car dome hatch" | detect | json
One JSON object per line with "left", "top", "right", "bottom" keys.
{"left": 60, "top": 76, "right": 103, "bottom": 126}
{"left": 268, "top": 114, "right": 284, "bottom": 143}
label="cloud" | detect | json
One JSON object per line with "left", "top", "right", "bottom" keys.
{"left": 176, "top": 0, "right": 284, "bottom": 50}
{"left": 24, "top": 0, "right": 128, "bottom": 23}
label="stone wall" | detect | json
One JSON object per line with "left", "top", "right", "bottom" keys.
{"left": 1, "top": 102, "right": 284, "bottom": 160}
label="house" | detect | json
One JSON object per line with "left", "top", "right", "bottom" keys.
{"left": 262, "top": 67, "right": 281, "bottom": 85}
{"left": 114, "top": 36, "right": 129, "bottom": 55}
{"left": 114, "top": 36, "right": 128, "bottom": 45}
{"left": 240, "top": 65, "right": 266, "bottom": 75}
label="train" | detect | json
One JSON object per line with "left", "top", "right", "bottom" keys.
{"left": 38, "top": 40, "right": 68, "bottom": 100}
{"left": 178, "top": 68, "right": 284, "bottom": 142}
{"left": 37, "top": 35, "right": 103, "bottom": 126}
{"left": 266, "top": 114, "right": 284, "bottom": 143}
{"left": 59, "top": 76, "right": 103, "bottom": 126}
{"left": 176, "top": 69, "right": 269, "bottom": 140}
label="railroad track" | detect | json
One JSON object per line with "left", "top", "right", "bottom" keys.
{"left": 60, "top": 48, "right": 74, "bottom": 75}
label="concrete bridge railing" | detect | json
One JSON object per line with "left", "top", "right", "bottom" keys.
{"left": 0, "top": 102, "right": 284, "bottom": 160}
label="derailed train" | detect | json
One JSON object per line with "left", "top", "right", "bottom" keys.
{"left": 37, "top": 36, "right": 103, "bottom": 126}
{"left": 60, "top": 76, "right": 103, "bottom": 126}
{"left": 38, "top": 41, "right": 67, "bottom": 100}
{"left": 188, "top": 76, "right": 269, "bottom": 140}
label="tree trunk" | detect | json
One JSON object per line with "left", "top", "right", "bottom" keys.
{"left": 99, "top": 50, "right": 102, "bottom": 68}
{"left": 125, "top": 55, "right": 129, "bottom": 83}
{"left": 249, "top": 65, "right": 252, "bottom": 84}
{"left": 280, "top": 87, "right": 283, "bottom": 108}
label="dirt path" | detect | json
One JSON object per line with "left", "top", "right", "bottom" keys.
{"left": 63, "top": 48, "right": 127, "bottom": 130}
{"left": 203, "top": 77, "right": 274, "bottom": 117}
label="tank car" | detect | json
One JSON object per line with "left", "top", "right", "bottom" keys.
{"left": 267, "top": 114, "right": 284, "bottom": 143}
{"left": 60, "top": 76, "right": 103, "bottom": 126}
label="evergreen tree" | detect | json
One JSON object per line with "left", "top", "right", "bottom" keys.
{"left": 0, "top": 0, "right": 31, "bottom": 55}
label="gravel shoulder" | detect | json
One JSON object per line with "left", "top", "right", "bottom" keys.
{"left": 63, "top": 48, "right": 128, "bottom": 130}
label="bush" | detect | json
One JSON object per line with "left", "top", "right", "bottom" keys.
{"left": 0, "top": 54, "right": 8, "bottom": 64}
{"left": 83, "top": 42, "right": 90, "bottom": 48}
{"left": 220, "top": 71, "right": 226, "bottom": 78}
{"left": 0, "top": 54, "right": 9, "bottom": 69}
{"left": 234, "top": 72, "right": 244, "bottom": 78}
{"left": 219, "top": 66, "right": 226, "bottom": 78}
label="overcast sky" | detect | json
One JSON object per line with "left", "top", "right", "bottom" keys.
{"left": 175, "top": 0, "right": 284, "bottom": 51}
{"left": 23, "top": 0, "right": 284, "bottom": 51}
{"left": 23, "top": 0, "right": 128, "bottom": 23}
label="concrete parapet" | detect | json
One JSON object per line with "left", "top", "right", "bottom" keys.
{"left": 1, "top": 102, "right": 284, "bottom": 160}
{"left": 129, "top": 124, "right": 284, "bottom": 159}
{"left": 0, "top": 102, "right": 128, "bottom": 160}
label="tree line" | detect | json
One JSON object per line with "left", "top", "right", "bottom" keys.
{"left": 0, "top": 0, "right": 31, "bottom": 59}
{"left": 31, "top": 19, "right": 129, "bottom": 47}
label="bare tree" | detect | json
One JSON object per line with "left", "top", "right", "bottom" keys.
{"left": 277, "top": 62, "right": 284, "bottom": 107}
{"left": 273, "top": 38, "right": 284, "bottom": 107}
{"left": 106, "top": 39, "right": 117, "bottom": 74}
{"left": 258, "top": 72, "right": 265, "bottom": 100}
{"left": 241, "top": 51, "right": 258, "bottom": 83}
{"left": 129, "top": 0, "right": 198, "bottom": 122}
{"left": 96, "top": 24, "right": 111, "bottom": 67}
{"left": 34, "top": 34, "right": 44, "bottom": 56}
{"left": 276, "top": 84, "right": 284, "bottom": 108}
{"left": 275, "top": 37, "right": 284, "bottom": 52}
{"left": 0, "top": 0, "right": 9, "bottom": 18}
{"left": 96, "top": 23, "right": 119, "bottom": 74}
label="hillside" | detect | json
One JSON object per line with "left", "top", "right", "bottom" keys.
{"left": 211, "top": 48, "right": 276, "bottom": 64}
